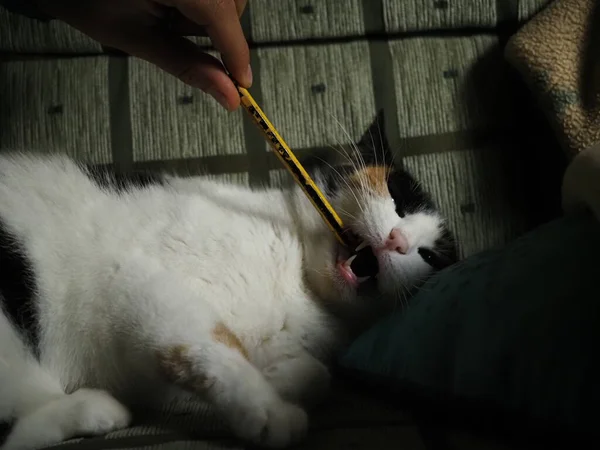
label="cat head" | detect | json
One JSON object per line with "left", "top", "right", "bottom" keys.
{"left": 303, "top": 111, "right": 457, "bottom": 312}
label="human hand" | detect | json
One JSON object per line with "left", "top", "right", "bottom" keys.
{"left": 38, "top": 0, "right": 251, "bottom": 111}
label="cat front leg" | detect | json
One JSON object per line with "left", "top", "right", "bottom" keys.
{"left": 2, "top": 389, "right": 131, "bottom": 450}
{"left": 155, "top": 329, "right": 308, "bottom": 448}
{"left": 0, "top": 312, "right": 130, "bottom": 450}
{"left": 262, "top": 348, "right": 331, "bottom": 410}
{"left": 119, "top": 263, "right": 308, "bottom": 448}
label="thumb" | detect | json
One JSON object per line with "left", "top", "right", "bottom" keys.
{"left": 117, "top": 30, "right": 240, "bottom": 111}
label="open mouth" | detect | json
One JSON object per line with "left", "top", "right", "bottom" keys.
{"left": 336, "top": 235, "right": 379, "bottom": 287}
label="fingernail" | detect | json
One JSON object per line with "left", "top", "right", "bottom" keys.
{"left": 207, "top": 88, "right": 230, "bottom": 110}
{"left": 244, "top": 65, "right": 253, "bottom": 87}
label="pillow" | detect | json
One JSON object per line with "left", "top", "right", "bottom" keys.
{"left": 340, "top": 211, "right": 600, "bottom": 437}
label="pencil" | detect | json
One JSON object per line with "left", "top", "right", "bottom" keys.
{"left": 231, "top": 79, "right": 351, "bottom": 249}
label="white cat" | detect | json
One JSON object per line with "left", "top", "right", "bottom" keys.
{"left": 0, "top": 114, "right": 456, "bottom": 450}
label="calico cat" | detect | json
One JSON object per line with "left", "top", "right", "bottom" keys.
{"left": 0, "top": 113, "right": 456, "bottom": 450}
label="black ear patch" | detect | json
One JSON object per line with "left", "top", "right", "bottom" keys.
{"left": 296, "top": 110, "right": 394, "bottom": 199}
{"left": 356, "top": 110, "right": 392, "bottom": 166}
{"left": 387, "top": 169, "right": 436, "bottom": 217}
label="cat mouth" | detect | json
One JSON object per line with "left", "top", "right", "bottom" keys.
{"left": 336, "top": 236, "right": 379, "bottom": 288}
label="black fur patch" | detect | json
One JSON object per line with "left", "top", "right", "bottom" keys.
{"left": 85, "top": 165, "right": 165, "bottom": 193}
{"left": 417, "top": 225, "right": 458, "bottom": 272}
{"left": 387, "top": 170, "right": 436, "bottom": 217}
{"left": 434, "top": 226, "right": 458, "bottom": 263}
{"left": 356, "top": 109, "right": 393, "bottom": 166}
{"left": 0, "top": 218, "right": 38, "bottom": 347}
{"left": 299, "top": 149, "right": 352, "bottom": 199}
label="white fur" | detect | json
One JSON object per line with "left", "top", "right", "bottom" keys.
{"left": 0, "top": 153, "right": 446, "bottom": 449}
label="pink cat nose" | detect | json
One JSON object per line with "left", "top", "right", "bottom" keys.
{"left": 383, "top": 228, "right": 409, "bottom": 254}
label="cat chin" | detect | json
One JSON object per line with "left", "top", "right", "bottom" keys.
{"left": 303, "top": 256, "right": 359, "bottom": 305}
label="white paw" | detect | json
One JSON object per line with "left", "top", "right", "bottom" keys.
{"left": 263, "top": 357, "right": 331, "bottom": 409}
{"left": 2, "top": 389, "right": 131, "bottom": 450}
{"left": 65, "top": 388, "right": 131, "bottom": 435}
{"left": 230, "top": 398, "right": 308, "bottom": 448}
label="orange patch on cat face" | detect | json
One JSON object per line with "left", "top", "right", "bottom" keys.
{"left": 350, "top": 166, "right": 389, "bottom": 196}
{"left": 212, "top": 322, "right": 249, "bottom": 360}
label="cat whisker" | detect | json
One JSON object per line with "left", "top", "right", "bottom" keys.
{"left": 326, "top": 143, "right": 354, "bottom": 168}
{"left": 329, "top": 136, "right": 364, "bottom": 181}
{"left": 326, "top": 127, "right": 371, "bottom": 203}
{"left": 308, "top": 267, "right": 329, "bottom": 277}
{"left": 328, "top": 114, "right": 368, "bottom": 175}
{"left": 313, "top": 156, "right": 365, "bottom": 215}
{"left": 368, "top": 127, "right": 378, "bottom": 168}
{"left": 335, "top": 207, "right": 359, "bottom": 222}
{"left": 376, "top": 118, "right": 385, "bottom": 166}
{"left": 325, "top": 141, "right": 366, "bottom": 197}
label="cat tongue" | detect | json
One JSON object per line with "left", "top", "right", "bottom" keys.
{"left": 349, "top": 245, "right": 379, "bottom": 278}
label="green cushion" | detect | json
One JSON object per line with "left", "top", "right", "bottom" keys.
{"left": 340, "top": 211, "right": 600, "bottom": 435}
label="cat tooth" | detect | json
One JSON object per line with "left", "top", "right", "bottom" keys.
{"left": 357, "top": 276, "right": 371, "bottom": 283}
{"left": 345, "top": 254, "right": 357, "bottom": 267}
{"left": 355, "top": 241, "right": 368, "bottom": 252}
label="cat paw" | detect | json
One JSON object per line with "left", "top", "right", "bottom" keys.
{"left": 64, "top": 388, "right": 131, "bottom": 435}
{"left": 263, "top": 356, "right": 331, "bottom": 409}
{"left": 229, "top": 398, "right": 308, "bottom": 448}
{"left": 2, "top": 389, "right": 131, "bottom": 450}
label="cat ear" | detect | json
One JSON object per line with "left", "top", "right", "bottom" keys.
{"left": 356, "top": 109, "right": 391, "bottom": 165}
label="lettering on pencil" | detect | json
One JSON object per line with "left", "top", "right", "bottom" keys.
{"left": 244, "top": 95, "right": 346, "bottom": 243}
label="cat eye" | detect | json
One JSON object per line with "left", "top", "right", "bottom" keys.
{"left": 418, "top": 248, "right": 451, "bottom": 271}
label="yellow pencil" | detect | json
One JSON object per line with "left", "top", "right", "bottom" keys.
{"left": 231, "top": 79, "right": 351, "bottom": 248}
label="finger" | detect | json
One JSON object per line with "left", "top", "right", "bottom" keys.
{"left": 234, "top": 0, "right": 248, "bottom": 16}
{"left": 162, "top": 4, "right": 244, "bottom": 38}
{"left": 169, "top": 11, "right": 209, "bottom": 36}
{"left": 117, "top": 30, "right": 240, "bottom": 110}
{"left": 159, "top": 0, "right": 245, "bottom": 15}
{"left": 177, "top": 0, "right": 251, "bottom": 88}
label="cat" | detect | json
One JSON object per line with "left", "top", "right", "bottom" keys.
{"left": 0, "top": 112, "right": 457, "bottom": 450}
